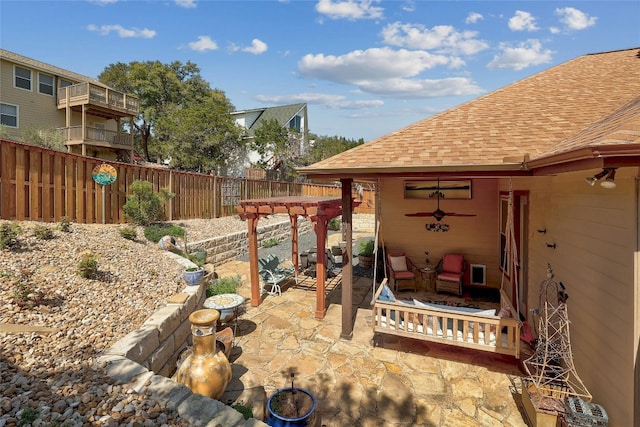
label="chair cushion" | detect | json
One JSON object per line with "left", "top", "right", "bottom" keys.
{"left": 442, "top": 254, "right": 464, "bottom": 273}
{"left": 437, "top": 272, "right": 463, "bottom": 282}
{"left": 389, "top": 256, "right": 408, "bottom": 272}
{"left": 394, "top": 271, "right": 415, "bottom": 280}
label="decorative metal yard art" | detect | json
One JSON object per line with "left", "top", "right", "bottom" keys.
{"left": 91, "top": 163, "right": 117, "bottom": 224}
{"left": 524, "top": 264, "right": 592, "bottom": 405}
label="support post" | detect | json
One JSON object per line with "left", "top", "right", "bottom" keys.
{"left": 314, "top": 216, "right": 328, "bottom": 319}
{"left": 340, "top": 178, "right": 354, "bottom": 339}
{"left": 290, "top": 215, "right": 299, "bottom": 275}
{"left": 247, "top": 214, "right": 261, "bottom": 307}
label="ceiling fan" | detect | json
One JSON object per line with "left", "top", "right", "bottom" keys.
{"left": 405, "top": 178, "right": 476, "bottom": 222}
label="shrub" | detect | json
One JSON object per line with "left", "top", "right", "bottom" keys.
{"left": 358, "top": 239, "right": 374, "bottom": 256}
{"left": 11, "top": 269, "right": 43, "bottom": 309}
{"left": 123, "top": 180, "right": 174, "bottom": 226}
{"left": 33, "top": 224, "right": 55, "bottom": 240}
{"left": 0, "top": 222, "right": 21, "bottom": 250}
{"left": 144, "top": 224, "right": 185, "bottom": 243}
{"left": 206, "top": 275, "right": 241, "bottom": 297}
{"left": 261, "top": 237, "right": 279, "bottom": 248}
{"left": 77, "top": 251, "right": 98, "bottom": 279}
{"left": 119, "top": 225, "right": 137, "bottom": 241}
{"left": 232, "top": 402, "right": 253, "bottom": 419}
{"left": 58, "top": 216, "right": 72, "bottom": 232}
{"left": 328, "top": 217, "right": 341, "bottom": 231}
{"left": 18, "top": 407, "right": 40, "bottom": 426}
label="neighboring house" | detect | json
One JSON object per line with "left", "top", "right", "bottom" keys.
{"left": 0, "top": 49, "right": 138, "bottom": 162}
{"left": 232, "top": 103, "right": 309, "bottom": 177}
{"left": 299, "top": 47, "right": 640, "bottom": 426}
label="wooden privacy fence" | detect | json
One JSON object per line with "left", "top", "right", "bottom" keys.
{"left": 0, "top": 139, "right": 374, "bottom": 224}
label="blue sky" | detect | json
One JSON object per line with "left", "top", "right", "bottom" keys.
{"left": 1, "top": 1, "right": 638, "bottom": 141}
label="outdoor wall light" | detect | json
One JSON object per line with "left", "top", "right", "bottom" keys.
{"left": 585, "top": 168, "right": 617, "bottom": 189}
{"left": 600, "top": 169, "right": 617, "bottom": 189}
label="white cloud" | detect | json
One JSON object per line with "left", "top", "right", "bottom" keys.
{"left": 243, "top": 39, "right": 268, "bottom": 55}
{"left": 381, "top": 22, "right": 489, "bottom": 55}
{"left": 256, "top": 92, "right": 384, "bottom": 109}
{"left": 315, "top": 0, "right": 384, "bottom": 21}
{"left": 188, "top": 35, "right": 218, "bottom": 52}
{"left": 465, "top": 12, "right": 483, "bottom": 24}
{"left": 298, "top": 47, "right": 483, "bottom": 98}
{"left": 555, "top": 7, "right": 597, "bottom": 31}
{"left": 487, "top": 40, "right": 553, "bottom": 71}
{"left": 175, "top": 0, "right": 197, "bottom": 8}
{"left": 402, "top": 1, "right": 415, "bottom": 13}
{"left": 299, "top": 47, "right": 450, "bottom": 82}
{"left": 508, "top": 10, "right": 539, "bottom": 31}
{"left": 87, "top": 24, "right": 156, "bottom": 38}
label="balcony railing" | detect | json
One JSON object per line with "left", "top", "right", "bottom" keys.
{"left": 57, "top": 83, "right": 139, "bottom": 116}
{"left": 58, "top": 126, "right": 134, "bottom": 147}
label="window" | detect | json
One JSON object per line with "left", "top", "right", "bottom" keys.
{"left": 289, "top": 115, "right": 301, "bottom": 132}
{"left": 59, "top": 79, "right": 73, "bottom": 88}
{"left": 39, "top": 73, "right": 54, "bottom": 95}
{"left": 1, "top": 103, "right": 18, "bottom": 127}
{"left": 14, "top": 66, "right": 31, "bottom": 90}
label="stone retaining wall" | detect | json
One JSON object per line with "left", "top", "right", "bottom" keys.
{"left": 187, "top": 217, "right": 313, "bottom": 266}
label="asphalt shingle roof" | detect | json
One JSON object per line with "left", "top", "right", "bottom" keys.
{"left": 301, "top": 48, "right": 640, "bottom": 175}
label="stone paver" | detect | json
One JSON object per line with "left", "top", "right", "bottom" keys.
{"left": 215, "top": 255, "right": 529, "bottom": 427}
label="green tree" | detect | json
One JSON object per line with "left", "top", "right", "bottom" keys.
{"left": 306, "top": 134, "right": 365, "bottom": 163}
{"left": 251, "top": 118, "right": 290, "bottom": 170}
{"left": 154, "top": 90, "right": 242, "bottom": 172}
{"left": 98, "top": 60, "right": 242, "bottom": 170}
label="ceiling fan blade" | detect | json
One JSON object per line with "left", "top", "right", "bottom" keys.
{"left": 405, "top": 212, "right": 436, "bottom": 217}
{"left": 446, "top": 213, "right": 477, "bottom": 217}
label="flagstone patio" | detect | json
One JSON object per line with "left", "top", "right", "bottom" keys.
{"left": 214, "top": 257, "right": 530, "bottom": 427}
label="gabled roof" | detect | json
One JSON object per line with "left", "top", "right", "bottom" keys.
{"left": 0, "top": 49, "right": 105, "bottom": 87}
{"left": 232, "top": 103, "right": 306, "bottom": 138}
{"left": 299, "top": 48, "right": 640, "bottom": 178}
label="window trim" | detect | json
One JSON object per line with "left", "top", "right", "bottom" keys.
{"left": 1, "top": 102, "right": 19, "bottom": 128}
{"left": 14, "top": 65, "right": 32, "bottom": 92}
{"left": 38, "top": 72, "right": 54, "bottom": 96}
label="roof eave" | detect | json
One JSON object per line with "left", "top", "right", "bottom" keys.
{"left": 526, "top": 145, "right": 640, "bottom": 175}
{"left": 297, "top": 163, "right": 530, "bottom": 180}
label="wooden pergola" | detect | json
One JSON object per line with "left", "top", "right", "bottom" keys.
{"left": 236, "top": 189, "right": 356, "bottom": 335}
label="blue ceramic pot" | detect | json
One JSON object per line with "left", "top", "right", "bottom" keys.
{"left": 183, "top": 268, "right": 205, "bottom": 286}
{"left": 266, "top": 388, "right": 317, "bottom": 427}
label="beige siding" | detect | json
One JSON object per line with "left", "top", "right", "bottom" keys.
{"left": 0, "top": 58, "right": 66, "bottom": 137}
{"left": 514, "top": 169, "right": 637, "bottom": 427}
{"left": 379, "top": 178, "right": 501, "bottom": 287}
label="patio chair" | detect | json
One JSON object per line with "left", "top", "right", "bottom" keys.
{"left": 386, "top": 251, "right": 418, "bottom": 292}
{"left": 435, "top": 254, "right": 467, "bottom": 296}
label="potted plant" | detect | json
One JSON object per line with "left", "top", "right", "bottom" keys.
{"left": 357, "top": 239, "right": 374, "bottom": 269}
{"left": 183, "top": 266, "right": 205, "bottom": 286}
{"left": 266, "top": 374, "right": 317, "bottom": 426}
{"left": 206, "top": 275, "right": 242, "bottom": 322}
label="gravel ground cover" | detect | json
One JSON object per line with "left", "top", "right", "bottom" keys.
{"left": 0, "top": 216, "right": 257, "bottom": 427}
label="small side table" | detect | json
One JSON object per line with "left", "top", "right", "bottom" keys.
{"left": 419, "top": 267, "right": 436, "bottom": 292}
{"left": 204, "top": 293, "right": 245, "bottom": 345}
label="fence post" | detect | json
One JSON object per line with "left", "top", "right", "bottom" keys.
{"left": 168, "top": 170, "right": 173, "bottom": 221}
